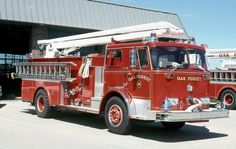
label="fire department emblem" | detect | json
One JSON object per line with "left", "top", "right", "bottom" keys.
{"left": 136, "top": 80, "right": 142, "bottom": 88}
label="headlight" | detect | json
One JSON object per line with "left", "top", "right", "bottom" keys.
{"left": 168, "top": 98, "right": 179, "bottom": 106}
{"left": 200, "top": 97, "right": 210, "bottom": 104}
{"left": 162, "top": 97, "right": 179, "bottom": 111}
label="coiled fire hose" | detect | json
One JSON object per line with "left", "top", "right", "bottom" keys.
{"left": 79, "top": 57, "right": 91, "bottom": 78}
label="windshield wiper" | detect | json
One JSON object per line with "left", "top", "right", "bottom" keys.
{"left": 165, "top": 62, "right": 187, "bottom": 79}
{"left": 170, "top": 62, "right": 187, "bottom": 72}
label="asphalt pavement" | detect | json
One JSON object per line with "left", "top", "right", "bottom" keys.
{"left": 0, "top": 100, "right": 235, "bottom": 149}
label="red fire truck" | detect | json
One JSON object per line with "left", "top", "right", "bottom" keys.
{"left": 15, "top": 22, "right": 228, "bottom": 134}
{"left": 207, "top": 49, "right": 236, "bottom": 109}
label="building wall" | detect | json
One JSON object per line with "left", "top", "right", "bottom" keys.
{"left": 0, "top": 0, "right": 188, "bottom": 50}
{"left": 0, "top": 0, "right": 187, "bottom": 37}
{"left": 31, "top": 26, "right": 47, "bottom": 50}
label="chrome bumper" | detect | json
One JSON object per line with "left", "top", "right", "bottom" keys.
{"left": 156, "top": 108, "right": 229, "bottom": 122}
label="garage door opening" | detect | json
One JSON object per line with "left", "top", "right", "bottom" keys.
{"left": 0, "top": 23, "right": 30, "bottom": 99}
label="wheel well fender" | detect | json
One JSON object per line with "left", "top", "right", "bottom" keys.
{"left": 218, "top": 87, "right": 235, "bottom": 99}
{"left": 99, "top": 88, "right": 132, "bottom": 114}
{"left": 33, "top": 87, "right": 51, "bottom": 105}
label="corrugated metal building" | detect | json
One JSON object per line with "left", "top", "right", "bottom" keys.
{"left": 0, "top": 0, "right": 185, "bottom": 30}
{"left": 0, "top": 0, "right": 187, "bottom": 98}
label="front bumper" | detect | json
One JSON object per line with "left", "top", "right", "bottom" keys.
{"left": 156, "top": 108, "right": 229, "bottom": 122}
{"left": 129, "top": 98, "right": 229, "bottom": 121}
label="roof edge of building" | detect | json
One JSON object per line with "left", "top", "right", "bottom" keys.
{"left": 88, "top": 0, "right": 177, "bottom": 15}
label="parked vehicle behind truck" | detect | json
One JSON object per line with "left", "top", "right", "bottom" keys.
{"left": 207, "top": 49, "right": 236, "bottom": 109}
{"left": 15, "top": 22, "right": 228, "bottom": 134}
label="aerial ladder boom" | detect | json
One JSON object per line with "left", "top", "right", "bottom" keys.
{"left": 37, "top": 22, "right": 186, "bottom": 58}
{"left": 38, "top": 21, "right": 185, "bottom": 45}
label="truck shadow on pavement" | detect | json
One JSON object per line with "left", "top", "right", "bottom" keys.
{"left": 21, "top": 108, "right": 227, "bottom": 142}
{"left": 0, "top": 103, "right": 7, "bottom": 109}
{"left": 21, "top": 109, "right": 107, "bottom": 129}
{"left": 130, "top": 122, "right": 228, "bottom": 142}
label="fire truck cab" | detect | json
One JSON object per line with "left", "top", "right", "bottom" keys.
{"left": 15, "top": 22, "right": 228, "bottom": 134}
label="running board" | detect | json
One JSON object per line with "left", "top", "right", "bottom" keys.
{"left": 59, "top": 105, "right": 99, "bottom": 114}
{"left": 58, "top": 97, "right": 102, "bottom": 114}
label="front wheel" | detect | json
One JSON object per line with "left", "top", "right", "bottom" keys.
{"left": 220, "top": 89, "right": 236, "bottom": 110}
{"left": 35, "top": 89, "right": 52, "bottom": 118}
{"left": 104, "top": 96, "right": 131, "bottom": 134}
{"left": 161, "top": 122, "right": 185, "bottom": 130}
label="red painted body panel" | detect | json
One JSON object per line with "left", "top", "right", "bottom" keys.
{"left": 208, "top": 83, "right": 236, "bottom": 99}
{"left": 21, "top": 80, "right": 62, "bottom": 105}
{"left": 151, "top": 70, "right": 208, "bottom": 110}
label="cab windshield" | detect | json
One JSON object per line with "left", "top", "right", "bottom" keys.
{"left": 150, "top": 46, "right": 206, "bottom": 70}
{"left": 151, "top": 46, "right": 187, "bottom": 70}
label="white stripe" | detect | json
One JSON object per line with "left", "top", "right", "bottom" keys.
{"left": 210, "top": 81, "right": 236, "bottom": 85}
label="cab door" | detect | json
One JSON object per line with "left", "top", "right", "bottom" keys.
{"left": 103, "top": 49, "right": 124, "bottom": 92}
{"left": 124, "top": 47, "right": 151, "bottom": 99}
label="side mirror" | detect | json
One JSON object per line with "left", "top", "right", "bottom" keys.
{"left": 130, "top": 49, "right": 136, "bottom": 68}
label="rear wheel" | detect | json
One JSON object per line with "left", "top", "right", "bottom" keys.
{"left": 220, "top": 89, "right": 236, "bottom": 109}
{"left": 104, "top": 96, "right": 131, "bottom": 134}
{"left": 35, "top": 89, "right": 52, "bottom": 118}
{"left": 161, "top": 122, "right": 185, "bottom": 130}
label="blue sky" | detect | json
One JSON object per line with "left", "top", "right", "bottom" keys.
{"left": 103, "top": 0, "right": 236, "bottom": 49}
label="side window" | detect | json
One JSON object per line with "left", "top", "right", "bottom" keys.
{"left": 138, "top": 49, "right": 148, "bottom": 67}
{"left": 106, "top": 49, "right": 122, "bottom": 67}
{"left": 188, "top": 49, "right": 206, "bottom": 68}
{"left": 130, "top": 48, "right": 148, "bottom": 68}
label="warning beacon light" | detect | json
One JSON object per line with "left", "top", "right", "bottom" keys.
{"left": 189, "top": 36, "right": 196, "bottom": 45}
{"left": 150, "top": 33, "right": 158, "bottom": 42}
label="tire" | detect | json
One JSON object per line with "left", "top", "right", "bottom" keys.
{"left": 161, "top": 122, "right": 185, "bottom": 130}
{"left": 35, "top": 89, "right": 52, "bottom": 118}
{"left": 104, "top": 96, "right": 131, "bottom": 135}
{"left": 220, "top": 89, "right": 236, "bottom": 110}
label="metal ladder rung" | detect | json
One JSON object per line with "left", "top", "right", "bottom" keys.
{"left": 14, "top": 62, "right": 76, "bottom": 81}
{"left": 210, "top": 70, "right": 236, "bottom": 82}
